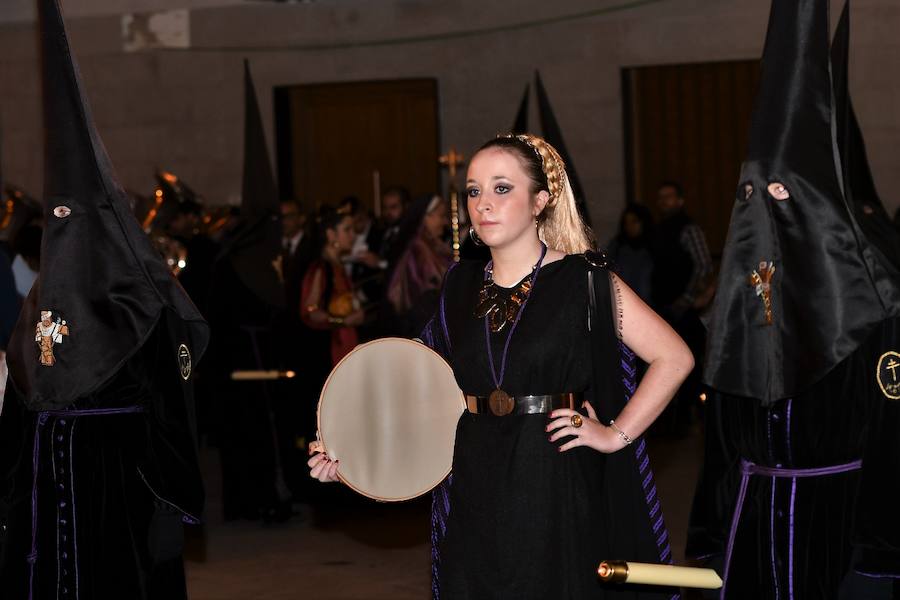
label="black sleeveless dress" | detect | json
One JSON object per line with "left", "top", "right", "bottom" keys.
{"left": 437, "top": 255, "right": 657, "bottom": 599}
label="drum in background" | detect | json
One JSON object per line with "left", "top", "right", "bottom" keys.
{"left": 317, "top": 337, "right": 465, "bottom": 502}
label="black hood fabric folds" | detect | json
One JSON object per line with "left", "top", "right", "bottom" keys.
{"left": 534, "top": 71, "right": 591, "bottom": 226}
{"left": 703, "top": 0, "right": 900, "bottom": 404}
{"left": 217, "top": 61, "right": 285, "bottom": 310}
{"left": 8, "top": 0, "right": 209, "bottom": 410}
{"left": 511, "top": 83, "right": 530, "bottom": 135}
{"left": 831, "top": 4, "right": 900, "bottom": 275}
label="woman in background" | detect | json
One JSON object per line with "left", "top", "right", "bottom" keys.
{"left": 606, "top": 203, "right": 655, "bottom": 304}
{"left": 385, "top": 194, "right": 453, "bottom": 337}
{"left": 301, "top": 206, "right": 366, "bottom": 366}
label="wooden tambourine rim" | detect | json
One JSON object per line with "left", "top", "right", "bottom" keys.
{"left": 316, "top": 337, "right": 465, "bottom": 502}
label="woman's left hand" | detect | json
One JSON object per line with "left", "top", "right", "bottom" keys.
{"left": 546, "top": 402, "right": 625, "bottom": 454}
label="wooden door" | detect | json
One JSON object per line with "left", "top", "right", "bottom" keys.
{"left": 623, "top": 61, "right": 761, "bottom": 257}
{"left": 275, "top": 79, "right": 439, "bottom": 214}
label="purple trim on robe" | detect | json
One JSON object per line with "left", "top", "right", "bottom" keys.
{"left": 70, "top": 418, "right": 81, "bottom": 600}
{"left": 720, "top": 459, "right": 863, "bottom": 599}
{"left": 770, "top": 478, "right": 780, "bottom": 599}
{"left": 137, "top": 469, "right": 201, "bottom": 525}
{"left": 26, "top": 406, "right": 148, "bottom": 600}
{"left": 788, "top": 477, "right": 797, "bottom": 599}
{"left": 620, "top": 339, "right": 679, "bottom": 600}
{"left": 855, "top": 571, "right": 900, "bottom": 579}
{"left": 438, "top": 262, "right": 458, "bottom": 355}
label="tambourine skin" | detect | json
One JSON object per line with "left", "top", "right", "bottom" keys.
{"left": 317, "top": 337, "right": 466, "bottom": 502}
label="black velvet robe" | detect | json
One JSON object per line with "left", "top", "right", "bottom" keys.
{"left": 688, "top": 318, "right": 900, "bottom": 598}
{"left": 0, "top": 311, "right": 205, "bottom": 599}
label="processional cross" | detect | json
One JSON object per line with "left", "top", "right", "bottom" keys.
{"left": 439, "top": 147, "right": 466, "bottom": 262}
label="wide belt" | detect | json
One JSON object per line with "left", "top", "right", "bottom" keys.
{"left": 465, "top": 392, "right": 582, "bottom": 416}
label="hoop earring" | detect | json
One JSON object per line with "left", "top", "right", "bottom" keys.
{"left": 469, "top": 227, "right": 484, "bottom": 246}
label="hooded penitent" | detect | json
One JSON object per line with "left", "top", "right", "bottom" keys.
{"left": 702, "top": 0, "right": 900, "bottom": 404}
{"left": 831, "top": 4, "right": 900, "bottom": 275}
{"left": 686, "top": 1, "right": 900, "bottom": 593}
{"left": 216, "top": 60, "right": 285, "bottom": 310}
{"left": 534, "top": 71, "right": 591, "bottom": 226}
{"left": 511, "top": 83, "right": 529, "bottom": 134}
{"left": 6, "top": 0, "right": 209, "bottom": 411}
{"left": 0, "top": 0, "right": 209, "bottom": 597}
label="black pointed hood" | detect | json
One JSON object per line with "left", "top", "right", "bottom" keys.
{"left": 535, "top": 71, "right": 591, "bottom": 226}
{"left": 511, "top": 83, "right": 529, "bottom": 134}
{"left": 8, "top": 0, "right": 209, "bottom": 410}
{"left": 831, "top": 3, "right": 900, "bottom": 274}
{"left": 704, "top": 0, "right": 900, "bottom": 404}
{"left": 217, "top": 60, "right": 284, "bottom": 309}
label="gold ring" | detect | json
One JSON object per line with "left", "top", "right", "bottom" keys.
{"left": 570, "top": 414, "right": 583, "bottom": 428}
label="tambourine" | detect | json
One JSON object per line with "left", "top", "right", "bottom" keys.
{"left": 317, "top": 337, "right": 466, "bottom": 502}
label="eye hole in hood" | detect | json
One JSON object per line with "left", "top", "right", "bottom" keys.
{"left": 768, "top": 182, "right": 790, "bottom": 201}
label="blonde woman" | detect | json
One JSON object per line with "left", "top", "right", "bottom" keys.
{"left": 311, "top": 134, "right": 693, "bottom": 599}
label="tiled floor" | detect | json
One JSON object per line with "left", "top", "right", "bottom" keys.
{"left": 186, "top": 429, "right": 704, "bottom": 599}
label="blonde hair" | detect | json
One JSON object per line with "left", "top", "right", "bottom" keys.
{"left": 477, "top": 133, "right": 594, "bottom": 255}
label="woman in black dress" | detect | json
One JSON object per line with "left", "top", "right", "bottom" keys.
{"left": 310, "top": 134, "right": 693, "bottom": 599}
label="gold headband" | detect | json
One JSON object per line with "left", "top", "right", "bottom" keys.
{"left": 502, "top": 133, "right": 565, "bottom": 203}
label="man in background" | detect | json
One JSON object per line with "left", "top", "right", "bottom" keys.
{"left": 652, "top": 181, "right": 713, "bottom": 432}
{"left": 379, "top": 185, "right": 410, "bottom": 264}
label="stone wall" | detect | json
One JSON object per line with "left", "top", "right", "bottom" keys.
{"left": 1, "top": 0, "right": 897, "bottom": 239}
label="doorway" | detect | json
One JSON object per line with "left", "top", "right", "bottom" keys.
{"left": 622, "top": 60, "right": 761, "bottom": 256}
{"left": 275, "top": 79, "right": 440, "bottom": 214}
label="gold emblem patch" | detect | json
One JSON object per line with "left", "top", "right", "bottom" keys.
{"left": 876, "top": 351, "right": 900, "bottom": 400}
{"left": 35, "top": 310, "right": 69, "bottom": 367}
{"left": 749, "top": 261, "right": 776, "bottom": 325}
{"left": 178, "top": 344, "right": 192, "bottom": 380}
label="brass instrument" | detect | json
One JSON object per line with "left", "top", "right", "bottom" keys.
{"left": 0, "top": 185, "right": 42, "bottom": 241}
{"left": 136, "top": 170, "right": 204, "bottom": 276}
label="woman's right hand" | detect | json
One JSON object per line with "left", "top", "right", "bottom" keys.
{"left": 307, "top": 439, "right": 341, "bottom": 483}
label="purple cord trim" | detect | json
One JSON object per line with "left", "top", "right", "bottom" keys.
{"left": 788, "top": 477, "right": 796, "bottom": 600}
{"left": 770, "top": 478, "right": 780, "bottom": 600}
{"left": 70, "top": 418, "right": 81, "bottom": 600}
{"left": 137, "top": 468, "right": 201, "bottom": 525}
{"left": 621, "top": 339, "right": 677, "bottom": 599}
{"left": 27, "top": 413, "right": 48, "bottom": 600}
{"left": 438, "top": 262, "right": 459, "bottom": 355}
{"left": 653, "top": 515, "right": 664, "bottom": 534}
{"left": 51, "top": 419, "right": 60, "bottom": 597}
{"left": 719, "top": 459, "right": 863, "bottom": 599}
{"left": 27, "top": 406, "right": 146, "bottom": 599}
{"left": 421, "top": 320, "right": 435, "bottom": 347}
{"left": 785, "top": 399, "right": 793, "bottom": 464}
{"left": 483, "top": 244, "right": 547, "bottom": 391}
{"left": 856, "top": 571, "right": 900, "bottom": 579}
{"left": 430, "top": 476, "right": 452, "bottom": 599}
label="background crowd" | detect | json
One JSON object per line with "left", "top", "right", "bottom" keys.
{"left": 0, "top": 171, "right": 755, "bottom": 522}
